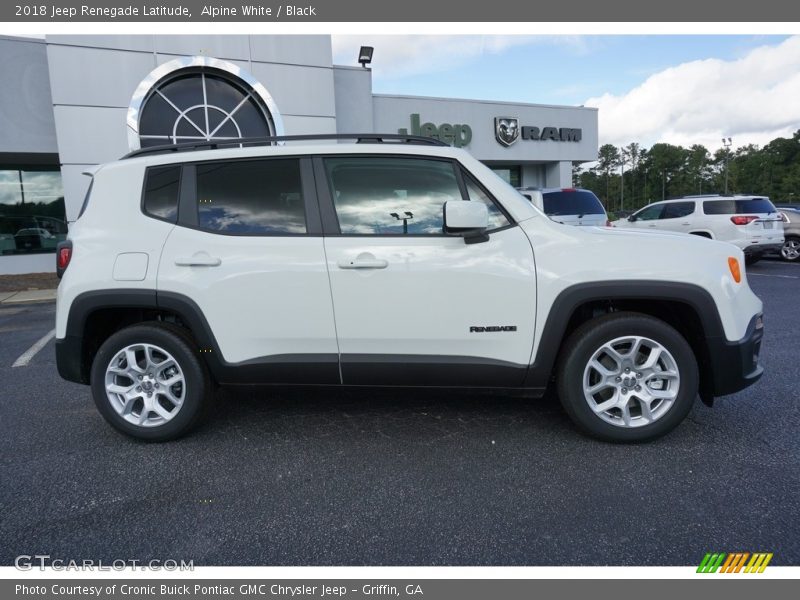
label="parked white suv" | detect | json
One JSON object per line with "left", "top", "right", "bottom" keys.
{"left": 55, "top": 135, "right": 765, "bottom": 443}
{"left": 614, "top": 195, "right": 784, "bottom": 264}
{"left": 517, "top": 187, "right": 609, "bottom": 227}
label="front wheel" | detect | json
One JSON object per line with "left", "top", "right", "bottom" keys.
{"left": 90, "top": 323, "right": 212, "bottom": 441}
{"left": 556, "top": 313, "right": 699, "bottom": 443}
{"left": 781, "top": 237, "right": 800, "bottom": 262}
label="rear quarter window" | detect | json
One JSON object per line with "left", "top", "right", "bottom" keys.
{"left": 542, "top": 190, "right": 605, "bottom": 216}
{"left": 703, "top": 198, "right": 777, "bottom": 215}
{"left": 143, "top": 165, "right": 181, "bottom": 223}
{"left": 77, "top": 179, "right": 93, "bottom": 220}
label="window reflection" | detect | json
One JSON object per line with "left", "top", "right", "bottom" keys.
{"left": 196, "top": 159, "right": 307, "bottom": 235}
{"left": 464, "top": 175, "right": 510, "bottom": 230}
{"left": 325, "top": 157, "right": 462, "bottom": 235}
{"left": 0, "top": 169, "right": 67, "bottom": 255}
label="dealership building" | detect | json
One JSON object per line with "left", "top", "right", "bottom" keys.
{"left": 0, "top": 34, "right": 598, "bottom": 274}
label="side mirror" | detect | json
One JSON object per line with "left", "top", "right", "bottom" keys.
{"left": 627, "top": 214, "right": 637, "bottom": 222}
{"left": 443, "top": 201, "right": 489, "bottom": 244}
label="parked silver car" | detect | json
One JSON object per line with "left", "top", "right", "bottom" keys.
{"left": 778, "top": 209, "right": 800, "bottom": 262}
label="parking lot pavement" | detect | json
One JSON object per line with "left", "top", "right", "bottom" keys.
{"left": 1, "top": 261, "right": 798, "bottom": 567}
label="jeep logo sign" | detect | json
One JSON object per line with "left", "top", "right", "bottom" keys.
{"left": 398, "top": 114, "right": 472, "bottom": 148}
{"left": 494, "top": 120, "right": 582, "bottom": 146}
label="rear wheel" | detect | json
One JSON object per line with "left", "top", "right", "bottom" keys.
{"left": 556, "top": 312, "right": 698, "bottom": 443}
{"left": 781, "top": 237, "right": 800, "bottom": 262}
{"left": 90, "top": 323, "right": 212, "bottom": 441}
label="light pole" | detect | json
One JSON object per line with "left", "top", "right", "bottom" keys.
{"left": 644, "top": 167, "right": 649, "bottom": 204}
{"left": 662, "top": 170, "right": 669, "bottom": 201}
{"left": 390, "top": 211, "right": 414, "bottom": 234}
{"left": 722, "top": 137, "right": 732, "bottom": 195}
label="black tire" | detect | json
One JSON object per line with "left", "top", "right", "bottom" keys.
{"left": 781, "top": 236, "right": 800, "bottom": 262}
{"left": 745, "top": 255, "right": 761, "bottom": 266}
{"left": 556, "top": 312, "right": 699, "bottom": 443}
{"left": 90, "top": 322, "right": 212, "bottom": 441}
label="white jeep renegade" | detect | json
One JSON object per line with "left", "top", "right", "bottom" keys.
{"left": 55, "top": 135, "right": 765, "bottom": 443}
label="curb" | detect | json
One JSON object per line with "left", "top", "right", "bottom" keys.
{"left": 0, "top": 289, "right": 58, "bottom": 304}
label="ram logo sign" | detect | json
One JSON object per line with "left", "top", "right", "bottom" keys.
{"left": 494, "top": 119, "right": 583, "bottom": 147}
{"left": 494, "top": 117, "right": 520, "bottom": 147}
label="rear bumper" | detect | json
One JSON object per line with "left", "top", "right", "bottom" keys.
{"left": 56, "top": 335, "right": 88, "bottom": 384}
{"left": 743, "top": 242, "right": 783, "bottom": 257}
{"left": 707, "top": 314, "right": 764, "bottom": 397}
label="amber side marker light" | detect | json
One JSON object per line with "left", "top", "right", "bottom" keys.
{"left": 728, "top": 257, "right": 742, "bottom": 283}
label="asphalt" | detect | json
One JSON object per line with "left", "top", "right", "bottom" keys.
{"left": 0, "top": 260, "right": 798, "bottom": 566}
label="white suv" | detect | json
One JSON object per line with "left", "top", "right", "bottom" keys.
{"left": 615, "top": 195, "right": 784, "bottom": 264}
{"left": 55, "top": 135, "right": 765, "bottom": 443}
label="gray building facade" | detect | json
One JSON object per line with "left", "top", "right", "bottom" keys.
{"left": 0, "top": 34, "right": 598, "bottom": 274}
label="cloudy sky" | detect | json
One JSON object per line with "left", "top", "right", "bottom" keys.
{"left": 332, "top": 35, "right": 800, "bottom": 152}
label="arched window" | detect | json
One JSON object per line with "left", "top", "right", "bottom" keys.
{"left": 128, "top": 57, "right": 283, "bottom": 150}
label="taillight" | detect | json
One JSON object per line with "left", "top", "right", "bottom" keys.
{"left": 56, "top": 241, "right": 72, "bottom": 278}
{"left": 780, "top": 213, "right": 789, "bottom": 223}
{"left": 730, "top": 215, "right": 758, "bottom": 225}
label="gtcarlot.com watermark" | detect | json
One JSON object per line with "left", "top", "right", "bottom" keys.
{"left": 15, "top": 554, "right": 194, "bottom": 571}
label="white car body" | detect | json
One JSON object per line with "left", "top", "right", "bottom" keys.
{"left": 54, "top": 138, "right": 767, "bottom": 442}
{"left": 614, "top": 195, "right": 784, "bottom": 260}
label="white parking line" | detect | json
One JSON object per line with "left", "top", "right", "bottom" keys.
{"left": 12, "top": 328, "right": 56, "bottom": 367}
{"left": 749, "top": 272, "right": 799, "bottom": 280}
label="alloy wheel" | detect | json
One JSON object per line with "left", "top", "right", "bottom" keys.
{"left": 104, "top": 343, "right": 186, "bottom": 428}
{"left": 582, "top": 335, "right": 681, "bottom": 428}
{"left": 781, "top": 239, "right": 800, "bottom": 261}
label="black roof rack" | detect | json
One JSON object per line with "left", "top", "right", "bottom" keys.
{"left": 122, "top": 133, "right": 449, "bottom": 159}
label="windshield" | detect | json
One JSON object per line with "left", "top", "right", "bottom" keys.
{"left": 543, "top": 190, "right": 605, "bottom": 216}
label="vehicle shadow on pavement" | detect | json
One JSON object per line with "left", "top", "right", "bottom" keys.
{"left": 201, "top": 384, "right": 575, "bottom": 445}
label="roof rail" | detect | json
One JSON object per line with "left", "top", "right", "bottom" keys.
{"left": 122, "top": 133, "right": 449, "bottom": 159}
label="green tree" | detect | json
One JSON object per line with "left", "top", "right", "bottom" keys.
{"left": 621, "top": 142, "right": 641, "bottom": 210}
{"left": 596, "top": 144, "right": 621, "bottom": 208}
{"left": 685, "top": 144, "right": 711, "bottom": 195}
{"left": 644, "top": 143, "right": 686, "bottom": 200}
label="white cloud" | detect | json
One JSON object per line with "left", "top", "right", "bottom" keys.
{"left": 585, "top": 36, "right": 800, "bottom": 151}
{"left": 331, "top": 35, "right": 590, "bottom": 80}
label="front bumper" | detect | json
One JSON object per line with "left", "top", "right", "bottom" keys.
{"left": 706, "top": 314, "right": 764, "bottom": 397}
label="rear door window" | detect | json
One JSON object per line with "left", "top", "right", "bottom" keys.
{"left": 542, "top": 190, "right": 605, "bottom": 216}
{"left": 195, "top": 158, "right": 307, "bottom": 235}
{"left": 661, "top": 202, "right": 695, "bottom": 219}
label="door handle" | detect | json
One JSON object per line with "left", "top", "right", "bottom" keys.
{"left": 681, "top": 222, "right": 691, "bottom": 225}
{"left": 337, "top": 258, "right": 388, "bottom": 269}
{"left": 175, "top": 252, "right": 221, "bottom": 267}
{"left": 647, "top": 224, "right": 657, "bottom": 228}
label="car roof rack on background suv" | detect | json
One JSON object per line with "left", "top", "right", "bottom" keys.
{"left": 122, "top": 133, "right": 449, "bottom": 159}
